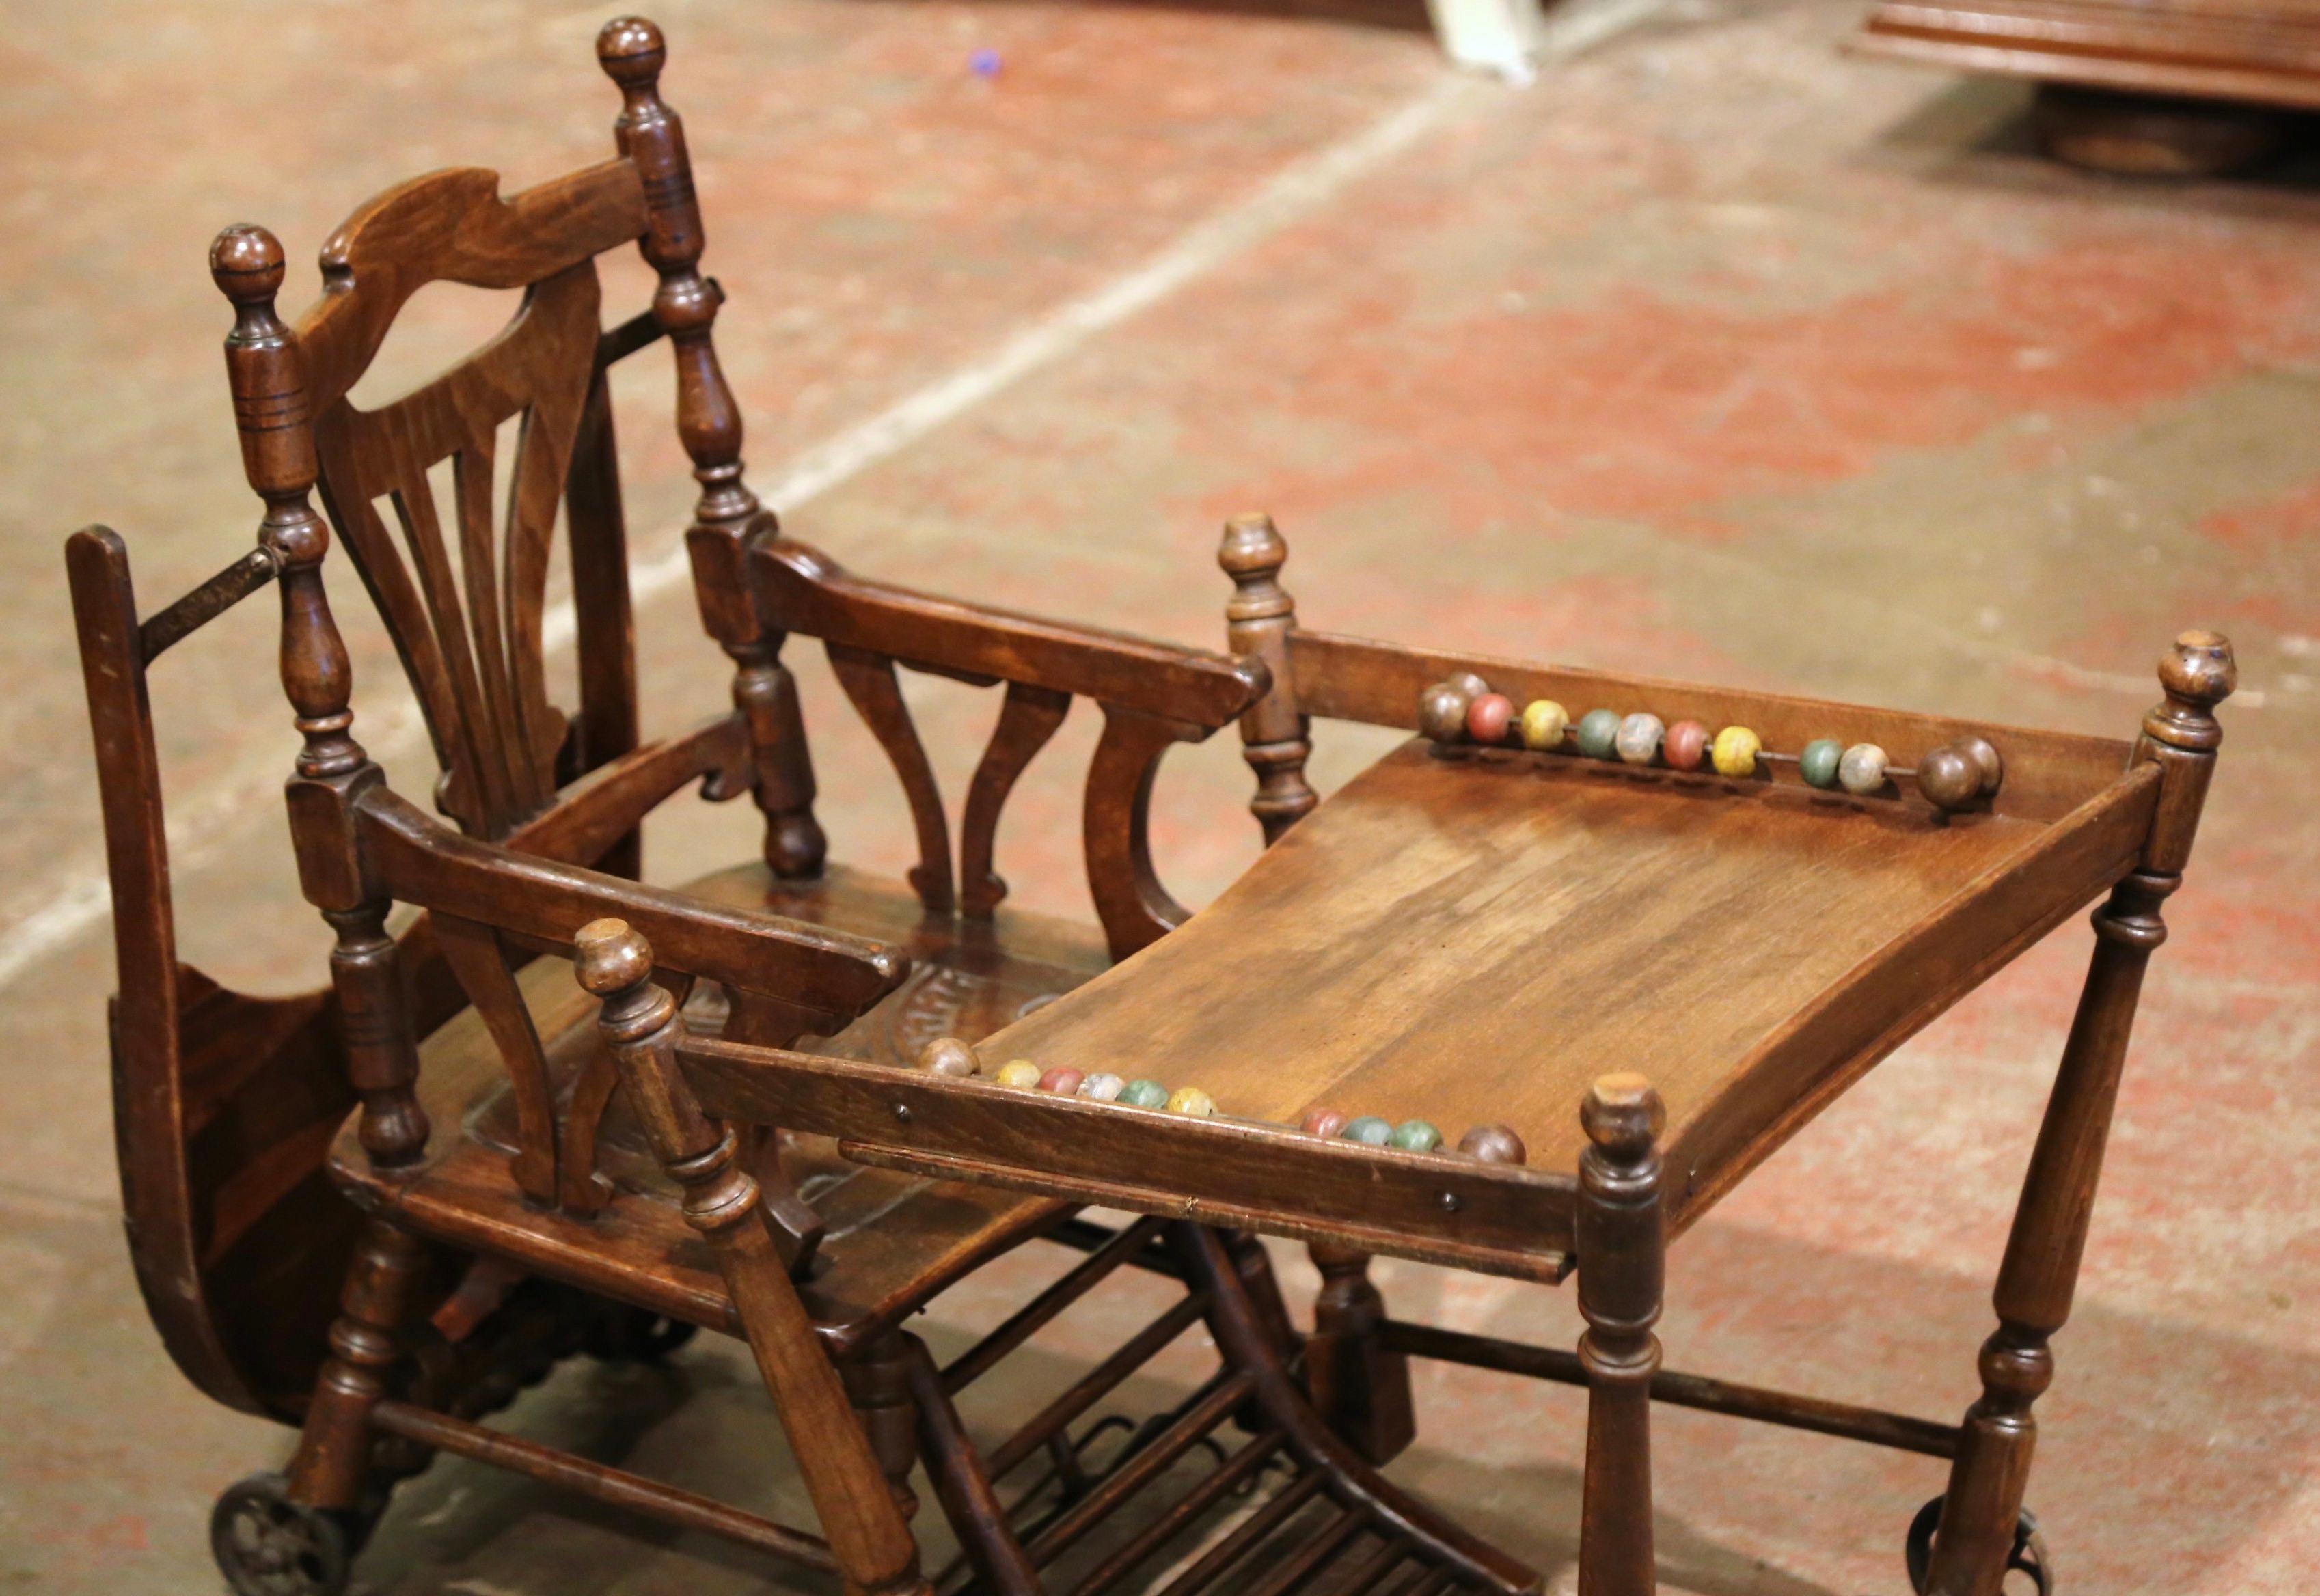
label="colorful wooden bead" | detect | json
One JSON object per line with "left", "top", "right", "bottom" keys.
{"left": 1119, "top": 1079, "right": 1170, "bottom": 1109}
{"left": 1615, "top": 713, "right": 1664, "bottom": 766}
{"left": 1799, "top": 738, "right": 1843, "bottom": 790}
{"left": 1917, "top": 745, "right": 1980, "bottom": 812}
{"left": 1838, "top": 742, "right": 1889, "bottom": 795}
{"left": 1418, "top": 683, "right": 1472, "bottom": 743}
{"left": 1575, "top": 708, "right": 1621, "bottom": 760}
{"left": 1389, "top": 1119, "right": 1443, "bottom": 1153}
{"left": 1956, "top": 734, "right": 2004, "bottom": 796}
{"left": 1039, "top": 1067, "right": 1084, "bottom": 1096}
{"left": 1166, "top": 1086, "right": 1217, "bottom": 1118}
{"left": 1466, "top": 692, "right": 1515, "bottom": 744}
{"left": 1710, "top": 725, "right": 1761, "bottom": 778}
{"left": 1447, "top": 671, "right": 1491, "bottom": 701}
{"left": 1340, "top": 1116, "right": 1393, "bottom": 1146}
{"left": 994, "top": 1060, "right": 1043, "bottom": 1090}
{"left": 1519, "top": 699, "right": 1568, "bottom": 751}
{"left": 1300, "top": 1107, "right": 1350, "bottom": 1138}
{"left": 1663, "top": 719, "right": 1708, "bottom": 772}
{"left": 918, "top": 1037, "right": 978, "bottom": 1077}
{"left": 1079, "top": 1073, "right": 1127, "bottom": 1102}
{"left": 1458, "top": 1123, "right": 1527, "bottom": 1164}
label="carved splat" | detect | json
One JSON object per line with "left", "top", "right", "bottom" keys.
{"left": 312, "top": 260, "right": 601, "bottom": 840}
{"left": 828, "top": 643, "right": 955, "bottom": 913}
{"left": 433, "top": 913, "right": 560, "bottom": 1204}
{"left": 1084, "top": 704, "right": 1201, "bottom": 960}
{"left": 960, "top": 683, "right": 1071, "bottom": 918}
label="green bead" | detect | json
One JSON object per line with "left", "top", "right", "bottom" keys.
{"left": 1574, "top": 708, "right": 1622, "bottom": 760}
{"left": 1119, "top": 1079, "right": 1170, "bottom": 1109}
{"left": 1340, "top": 1116, "right": 1393, "bottom": 1146}
{"left": 1389, "top": 1120, "right": 1443, "bottom": 1153}
{"left": 1800, "top": 738, "right": 1844, "bottom": 790}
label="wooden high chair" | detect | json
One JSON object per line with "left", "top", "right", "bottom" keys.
{"left": 584, "top": 515, "right": 2235, "bottom": 1596}
{"left": 70, "top": 17, "right": 1546, "bottom": 1596}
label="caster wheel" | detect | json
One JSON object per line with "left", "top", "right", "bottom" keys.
{"left": 1907, "top": 1496, "right": 2054, "bottom": 1595}
{"left": 582, "top": 1304, "right": 698, "bottom": 1363}
{"left": 210, "top": 1472, "right": 351, "bottom": 1596}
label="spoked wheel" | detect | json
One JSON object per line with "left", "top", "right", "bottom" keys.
{"left": 1907, "top": 1496, "right": 2055, "bottom": 1595}
{"left": 210, "top": 1472, "right": 351, "bottom": 1596}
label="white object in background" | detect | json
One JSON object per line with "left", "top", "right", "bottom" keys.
{"left": 1425, "top": 0, "right": 1548, "bottom": 81}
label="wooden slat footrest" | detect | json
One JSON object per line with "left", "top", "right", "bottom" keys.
{"left": 368, "top": 1400, "right": 838, "bottom": 1571}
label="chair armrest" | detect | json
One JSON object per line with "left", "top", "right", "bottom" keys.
{"left": 752, "top": 536, "right": 1268, "bottom": 729}
{"left": 355, "top": 788, "right": 907, "bottom": 1025}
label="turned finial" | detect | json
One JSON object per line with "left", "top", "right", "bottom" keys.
{"left": 1218, "top": 512, "right": 1287, "bottom": 582}
{"left": 597, "top": 15, "right": 667, "bottom": 89}
{"left": 2146, "top": 630, "right": 2235, "bottom": 754}
{"left": 575, "top": 917, "right": 655, "bottom": 997}
{"left": 1582, "top": 1073, "right": 1664, "bottom": 1161}
{"left": 210, "top": 223, "right": 286, "bottom": 310}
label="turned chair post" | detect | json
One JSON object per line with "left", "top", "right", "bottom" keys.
{"left": 598, "top": 17, "right": 824, "bottom": 880}
{"left": 213, "top": 223, "right": 429, "bottom": 1172}
{"left": 1924, "top": 631, "right": 2235, "bottom": 1596}
{"left": 1218, "top": 512, "right": 1318, "bottom": 843}
{"left": 1575, "top": 1073, "right": 1665, "bottom": 1596}
{"left": 575, "top": 919, "right": 929, "bottom": 1596}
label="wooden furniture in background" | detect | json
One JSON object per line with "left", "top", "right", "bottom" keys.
{"left": 619, "top": 513, "right": 2233, "bottom": 1596}
{"left": 1849, "top": 0, "right": 2320, "bottom": 174}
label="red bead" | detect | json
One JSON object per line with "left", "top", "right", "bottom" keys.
{"left": 1466, "top": 693, "right": 1514, "bottom": 743}
{"left": 1663, "top": 719, "right": 1708, "bottom": 771}
{"left": 1300, "top": 1107, "right": 1349, "bottom": 1138}
{"left": 1039, "top": 1067, "right": 1085, "bottom": 1096}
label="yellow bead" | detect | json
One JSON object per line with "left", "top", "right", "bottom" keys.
{"left": 1710, "top": 725, "right": 1762, "bottom": 778}
{"left": 994, "top": 1060, "right": 1043, "bottom": 1090}
{"left": 1166, "top": 1086, "right": 1216, "bottom": 1118}
{"left": 1519, "top": 699, "right": 1568, "bottom": 750}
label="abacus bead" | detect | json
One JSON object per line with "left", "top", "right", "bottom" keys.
{"left": 1078, "top": 1073, "right": 1127, "bottom": 1102}
{"left": 1120, "top": 1079, "right": 1170, "bottom": 1109}
{"left": 1663, "top": 719, "right": 1708, "bottom": 771}
{"left": 1917, "top": 745, "right": 1980, "bottom": 811}
{"left": 1458, "top": 1123, "right": 1528, "bottom": 1165}
{"left": 1575, "top": 708, "right": 1622, "bottom": 760}
{"left": 1957, "top": 734, "right": 2004, "bottom": 795}
{"left": 1447, "top": 671, "right": 1492, "bottom": 701}
{"left": 1519, "top": 699, "right": 1568, "bottom": 750}
{"left": 1710, "top": 725, "right": 1762, "bottom": 778}
{"left": 1838, "top": 742, "right": 1889, "bottom": 795}
{"left": 1340, "top": 1116, "right": 1393, "bottom": 1146}
{"left": 1799, "top": 738, "right": 1844, "bottom": 790}
{"left": 918, "top": 1037, "right": 979, "bottom": 1077}
{"left": 1417, "top": 683, "right": 1472, "bottom": 744}
{"left": 994, "top": 1060, "right": 1043, "bottom": 1090}
{"left": 1615, "top": 713, "right": 1664, "bottom": 766}
{"left": 1166, "top": 1086, "right": 1217, "bottom": 1118}
{"left": 1466, "top": 692, "right": 1515, "bottom": 744}
{"left": 1300, "top": 1107, "right": 1350, "bottom": 1138}
{"left": 1039, "top": 1067, "right": 1084, "bottom": 1096}
{"left": 1389, "top": 1120, "right": 1443, "bottom": 1153}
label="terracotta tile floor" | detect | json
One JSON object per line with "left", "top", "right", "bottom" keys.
{"left": 3, "top": 0, "right": 2316, "bottom": 1591}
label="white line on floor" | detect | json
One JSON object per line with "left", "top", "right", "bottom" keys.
{"left": 4, "top": 9, "right": 1676, "bottom": 995}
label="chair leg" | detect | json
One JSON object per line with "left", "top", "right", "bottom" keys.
{"left": 1574, "top": 1076, "right": 1664, "bottom": 1596}
{"left": 845, "top": 1330, "right": 924, "bottom": 1522}
{"left": 287, "top": 1215, "right": 433, "bottom": 1512}
{"left": 1305, "top": 1243, "right": 1417, "bottom": 1466}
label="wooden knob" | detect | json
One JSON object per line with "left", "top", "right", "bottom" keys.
{"left": 1217, "top": 512, "right": 1287, "bottom": 579}
{"left": 209, "top": 223, "right": 285, "bottom": 307}
{"left": 596, "top": 14, "right": 667, "bottom": 83}
{"left": 1582, "top": 1073, "right": 1663, "bottom": 1158}
{"left": 574, "top": 918, "right": 654, "bottom": 995}
{"left": 2159, "top": 629, "right": 2237, "bottom": 708}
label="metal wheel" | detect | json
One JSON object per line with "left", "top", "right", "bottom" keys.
{"left": 1907, "top": 1496, "right": 2055, "bottom": 1595}
{"left": 210, "top": 1472, "right": 351, "bottom": 1596}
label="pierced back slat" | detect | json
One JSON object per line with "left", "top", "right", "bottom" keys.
{"left": 960, "top": 683, "right": 1072, "bottom": 918}
{"left": 828, "top": 644, "right": 956, "bottom": 913}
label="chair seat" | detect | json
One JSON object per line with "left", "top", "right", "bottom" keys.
{"left": 330, "top": 862, "right": 1113, "bottom": 1356}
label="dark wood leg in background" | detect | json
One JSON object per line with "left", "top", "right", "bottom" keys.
{"left": 286, "top": 1217, "right": 432, "bottom": 1512}
{"left": 1305, "top": 1243, "right": 1415, "bottom": 1466}
{"left": 843, "top": 1331, "right": 923, "bottom": 1522}
{"left": 1922, "top": 633, "right": 2233, "bottom": 1596}
{"left": 1575, "top": 1075, "right": 1665, "bottom": 1596}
